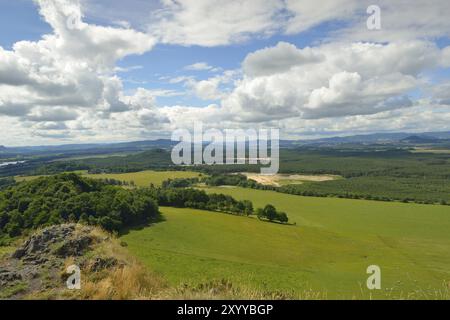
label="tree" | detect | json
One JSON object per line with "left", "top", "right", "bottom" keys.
{"left": 256, "top": 208, "right": 264, "bottom": 220}
{"left": 242, "top": 200, "right": 253, "bottom": 216}
{"left": 263, "top": 204, "right": 277, "bottom": 221}
{"left": 277, "top": 212, "right": 288, "bottom": 224}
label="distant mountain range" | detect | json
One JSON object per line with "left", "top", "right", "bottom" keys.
{"left": 297, "top": 131, "right": 450, "bottom": 145}
{"left": 0, "top": 140, "right": 175, "bottom": 158}
{"left": 1, "top": 131, "right": 450, "bottom": 157}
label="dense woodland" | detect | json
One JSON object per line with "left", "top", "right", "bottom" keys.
{"left": 0, "top": 174, "right": 159, "bottom": 242}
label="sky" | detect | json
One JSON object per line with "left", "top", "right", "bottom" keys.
{"left": 0, "top": 0, "right": 450, "bottom": 146}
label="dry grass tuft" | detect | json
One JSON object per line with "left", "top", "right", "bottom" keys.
{"left": 80, "top": 263, "right": 167, "bottom": 300}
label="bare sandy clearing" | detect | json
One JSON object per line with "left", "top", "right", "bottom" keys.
{"left": 241, "top": 173, "right": 340, "bottom": 187}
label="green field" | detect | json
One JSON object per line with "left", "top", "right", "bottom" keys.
{"left": 84, "top": 170, "right": 201, "bottom": 187}
{"left": 15, "top": 170, "right": 202, "bottom": 187}
{"left": 121, "top": 187, "right": 450, "bottom": 299}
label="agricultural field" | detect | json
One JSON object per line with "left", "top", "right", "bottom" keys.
{"left": 14, "top": 170, "right": 202, "bottom": 187}
{"left": 121, "top": 187, "right": 450, "bottom": 299}
{"left": 410, "top": 148, "right": 450, "bottom": 154}
{"left": 84, "top": 170, "right": 202, "bottom": 187}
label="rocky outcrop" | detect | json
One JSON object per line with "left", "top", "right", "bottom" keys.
{"left": 0, "top": 224, "right": 100, "bottom": 298}
{"left": 89, "top": 257, "right": 119, "bottom": 272}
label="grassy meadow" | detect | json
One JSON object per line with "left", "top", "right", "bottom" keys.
{"left": 85, "top": 170, "right": 201, "bottom": 187}
{"left": 15, "top": 170, "right": 202, "bottom": 187}
{"left": 121, "top": 186, "right": 450, "bottom": 299}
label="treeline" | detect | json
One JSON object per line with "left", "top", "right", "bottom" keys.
{"left": 19, "top": 149, "right": 176, "bottom": 177}
{"left": 204, "top": 174, "right": 274, "bottom": 190}
{"left": 0, "top": 177, "right": 15, "bottom": 190}
{"left": 161, "top": 177, "right": 199, "bottom": 188}
{"left": 0, "top": 174, "right": 158, "bottom": 242}
{"left": 97, "top": 178, "right": 136, "bottom": 187}
{"left": 74, "top": 149, "right": 174, "bottom": 174}
{"left": 157, "top": 178, "right": 288, "bottom": 223}
{"left": 278, "top": 178, "right": 450, "bottom": 205}
{"left": 149, "top": 186, "right": 255, "bottom": 216}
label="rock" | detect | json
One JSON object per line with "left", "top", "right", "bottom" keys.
{"left": 11, "top": 248, "right": 26, "bottom": 259}
{"left": 0, "top": 223, "right": 118, "bottom": 298}
{"left": 89, "top": 257, "right": 118, "bottom": 272}
{"left": 12, "top": 224, "right": 94, "bottom": 261}
{"left": 0, "top": 269, "right": 22, "bottom": 285}
{"left": 54, "top": 235, "right": 93, "bottom": 257}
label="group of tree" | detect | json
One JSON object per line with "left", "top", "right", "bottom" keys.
{"left": 203, "top": 173, "right": 274, "bottom": 190}
{"left": 146, "top": 186, "right": 255, "bottom": 216}
{"left": 256, "top": 205, "right": 289, "bottom": 223}
{"left": 98, "top": 178, "right": 136, "bottom": 187}
{"left": 0, "top": 173, "right": 158, "bottom": 241}
{"left": 0, "top": 177, "right": 15, "bottom": 190}
{"left": 161, "top": 177, "right": 199, "bottom": 188}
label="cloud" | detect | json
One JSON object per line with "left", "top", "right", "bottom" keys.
{"left": 33, "top": 121, "right": 68, "bottom": 130}
{"left": 221, "top": 41, "right": 439, "bottom": 121}
{"left": 114, "top": 65, "right": 143, "bottom": 73}
{"left": 147, "top": 0, "right": 450, "bottom": 47}
{"left": 190, "top": 78, "right": 223, "bottom": 100}
{"left": 243, "top": 42, "right": 324, "bottom": 77}
{"left": 168, "top": 76, "right": 195, "bottom": 84}
{"left": 441, "top": 46, "right": 450, "bottom": 68}
{"left": 184, "top": 62, "right": 214, "bottom": 71}
{"left": 0, "top": 0, "right": 156, "bottom": 123}
{"left": 26, "top": 106, "right": 79, "bottom": 122}
{"left": 432, "top": 81, "right": 450, "bottom": 106}
{"left": 149, "top": 0, "right": 284, "bottom": 46}
{"left": 338, "top": 0, "right": 450, "bottom": 42}
{"left": 284, "top": 0, "right": 359, "bottom": 34}
{"left": 176, "top": 69, "right": 240, "bottom": 101}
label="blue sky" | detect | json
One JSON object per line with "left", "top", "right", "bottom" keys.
{"left": 0, "top": 0, "right": 450, "bottom": 146}
{"left": 0, "top": 1, "right": 51, "bottom": 48}
{"left": 0, "top": 0, "right": 360, "bottom": 108}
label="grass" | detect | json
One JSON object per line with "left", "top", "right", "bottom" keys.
{"left": 0, "top": 282, "right": 28, "bottom": 299}
{"left": 14, "top": 225, "right": 296, "bottom": 300}
{"left": 15, "top": 170, "right": 202, "bottom": 187}
{"left": 0, "top": 246, "right": 14, "bottom": 258}
{"left": 121, "top": 188, "right": 450, "bottom": 299}
{"left": 83, "top": 170, "right": 202, "bottom": 187}
{"left": 410, "top": 148, "right": 450, "bottom": 154}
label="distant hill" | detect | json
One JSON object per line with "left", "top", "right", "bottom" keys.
{"left": 0, "top": 139, "right": 175, "bottom": 157}
{"left": 292, "top": 131, "right": 450, "bottom": 145}
{"left": 2, "top": 131, "right": 450, "bottom": 156}
{"left": 400, "top": 135, "right": 442, "bottom": 144}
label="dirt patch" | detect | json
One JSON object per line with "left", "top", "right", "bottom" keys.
{"left": 241, "top": 173, "right": 340, "bottom": 187}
